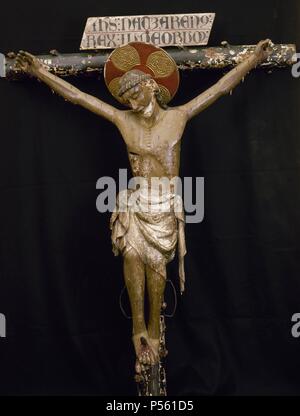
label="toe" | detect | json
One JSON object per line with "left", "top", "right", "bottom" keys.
{"left": 141, "top": 352, "right": 146, "bottom": 365}
{"left": 135, "top": 360, "right": 141, "bottom": 374}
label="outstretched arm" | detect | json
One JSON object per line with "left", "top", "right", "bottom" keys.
{"left": 179, "top": 39, "right": 273, "bottom": 121}
{"left": 15, "top": 50, "right": 120, "bottom": 124}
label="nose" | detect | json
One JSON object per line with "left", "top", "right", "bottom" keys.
{"left": 129, "top": 99, "right": 138, "bottom": 110}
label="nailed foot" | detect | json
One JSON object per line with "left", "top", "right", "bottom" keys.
{"left": 133, "top": 332, "right": 159, "bottom": 374}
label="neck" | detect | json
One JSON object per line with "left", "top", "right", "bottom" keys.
{"left": 140, "top": 98, "right": 163, "bottom": 125}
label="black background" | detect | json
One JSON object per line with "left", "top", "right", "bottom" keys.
{"left": 0, "top": 0, "right": 300, "bottom": 396}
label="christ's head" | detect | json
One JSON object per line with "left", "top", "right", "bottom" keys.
{"left": 118, "top": 70, "right": 167, "bottom": 117}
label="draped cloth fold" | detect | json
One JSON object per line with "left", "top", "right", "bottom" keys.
{"left": 110, "top": 185, "right": 187, "bottom": 293}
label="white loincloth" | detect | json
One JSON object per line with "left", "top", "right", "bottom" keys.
{"left": 110, "top": 185, "right": 187, "bottom": 293}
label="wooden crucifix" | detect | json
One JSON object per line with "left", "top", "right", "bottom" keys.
{"left": 1, "top": 12, "right": 296, "bottom": 396}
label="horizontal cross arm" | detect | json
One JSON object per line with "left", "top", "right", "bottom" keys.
{"left": 1, "top": 43, "right": 296, "bottom": 80}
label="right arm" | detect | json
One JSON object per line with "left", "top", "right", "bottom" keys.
{"left": 15, "top": 50, "right": 121, "bottom": 124}
{"left": 178, "top": 39, "right": 273, "bottom": 121}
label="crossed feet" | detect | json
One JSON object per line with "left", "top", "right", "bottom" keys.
{"left": 132, "top": 331, "right": 160, "bottom": 374}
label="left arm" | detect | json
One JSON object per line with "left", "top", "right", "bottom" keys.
{"left": 179, "top": 39, "right": 273, "bottom": 121}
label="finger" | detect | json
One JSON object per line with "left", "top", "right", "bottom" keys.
{"left": 21, "top": 53, "right": 31, "bottom": 62}
{"left": 15, "top": 58, "right": 24, "bottom": 68}
{"left": 15, "top": 59, "right": 24, "bottom": 67}
{"left": 18, "top": 50, "right": 27, "bottom": 57}
{"left": 18, "top": 51, "right": 32, "bottom": 63}
{"left": 17, "top": 52, "right": 28, "bottom": 62}
{"left": 24, "top": 51, "right": 34, "bottom": 58}
{"left": 24, "top": 51, "right": 35, "bottom": 61}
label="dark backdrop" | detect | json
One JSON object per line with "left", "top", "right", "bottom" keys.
{"left": 0, "top": 0, "right": 299, "bottom": 395}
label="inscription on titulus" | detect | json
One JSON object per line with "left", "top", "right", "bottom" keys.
{"left": 80, "top": 13, "right": 215, "bottom": 50}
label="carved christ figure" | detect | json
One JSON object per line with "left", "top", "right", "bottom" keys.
{"left": 15, "top": 39, "right": 272, "bottom": 374}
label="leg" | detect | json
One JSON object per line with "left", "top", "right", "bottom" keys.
{"left": 123, "top": 248, "right": 157, "bottom": 372}
{"left": 146, "top": 265, "right": 166, "bottom": 360}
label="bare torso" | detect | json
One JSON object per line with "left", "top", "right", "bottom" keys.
{"left": 116, "top": 107, "right": 187, "bottom": 180}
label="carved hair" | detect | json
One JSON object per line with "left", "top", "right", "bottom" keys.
{"left": 118, "top": 69, "right": 168, "bottom": 109}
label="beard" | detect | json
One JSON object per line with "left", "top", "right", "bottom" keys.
{"left": 140, "top": 98, "right": 155, "bottom": 118}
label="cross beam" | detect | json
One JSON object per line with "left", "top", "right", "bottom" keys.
{"left": 0, "top": 43, "right": 296, "bottom": 80}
